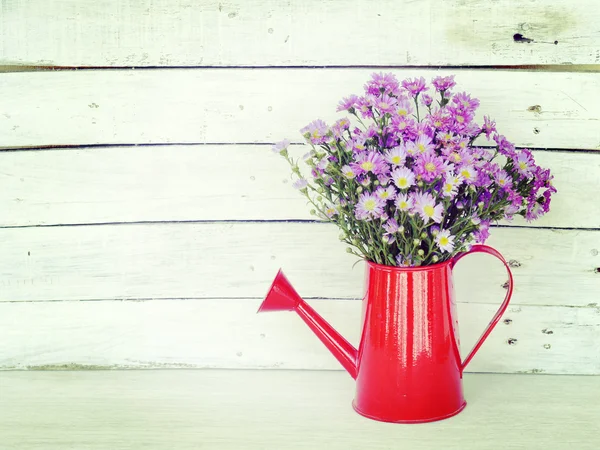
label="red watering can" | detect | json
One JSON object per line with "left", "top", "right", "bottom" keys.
{"left": 257, "top": 244, "right": 513, "bottom": 423}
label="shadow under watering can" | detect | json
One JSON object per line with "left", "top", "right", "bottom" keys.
{"left": 258, "top": 244, "right": 513, "bottom": 423}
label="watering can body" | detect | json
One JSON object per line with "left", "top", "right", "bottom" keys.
{"left": 258, "top": 245, "right": 513, "bottom": 423}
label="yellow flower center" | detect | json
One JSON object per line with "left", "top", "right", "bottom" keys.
{"left": 499, "top": 179, "right": 506, "bottom": 185}
{"left": 434, "top": 120, "right": 442, "bottom": 127}
{"left": 397, "top": 108, "right": 408, "bottom": 116}
{"left": 444, "top": 133, "right": 452, "bottom": 140}
{"left": 344, "top": 170, "right": 355, "bottom": 178}
{"left": 399, "top": 201, "right": 408, "bottom": 209}
{"left": 459, "top": 141, "right": 466, "bottom": 148}
{"left": 379, "top": 102, "right": 389, "bottom": 109}
{"left": 444, "top": 183, "right": 453, "bottom": 192}
{"left": 460, "top": 169, "right": 472, "bottom": 179}
{"left": 361, "top": 161, "right": 375, "bottom": 171}
{"left": 456, "top": 115, "right": 465, "bottom": 123}
{"left": 380, "top": 192, "right": 389, "bottom": 199}
{"left": 451, "top": 152, "right": 461, "bottom": 162}
{"left": 312, "top": 131, "right": 320, "bottom": 139}
{"left": 397, "top": 178, "right": 408, "bottom": 188}
{"left": 397, "top": 121, "right": 407, "bottom": 130}
{"left": 417, "top": 143, "right": 426, "bottom": 152}
{"left": 439, "top": 236, "right": 449, "bottom": 246}
{"left": 391, "top": 156, "right": 401, "bottom": 164}
{"left": 425, "top": 162, "right": 436, "bottom": 172}
{"left": 423, "top": 205, "right": 435, "bottom": 217}
{"left": 364, "top": 199, "right": 376, "bottom": 211}
{"left": 519, "top": 162, "right": 527, "bottom": 170}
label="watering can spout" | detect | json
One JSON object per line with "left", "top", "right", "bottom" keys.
{"left": 258, "top": 270, "right": 358, "bottom": 378}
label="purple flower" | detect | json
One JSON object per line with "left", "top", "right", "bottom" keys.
{"left": 336, "top": 95, "right": 359, "bottom": 112}
{"left": 442, "top": 174, "right": 462, "bottom": 198}
{"left": 435, "top": 229, "right": 456, "bottom": 253}
{"left": 383, "top": 218, "right": 399, "bottom": 234}
{"left": 494, "top": 134, "right": 517, "bottom": 159}
{"left": 300, "top": 120, "right": 330, "bottom": 145}
{"left": 396, "top": 254, "right": 414, "bottom": 267}
{"left": 420, "top": 94, "right": 433, "bottom": 107}
{"left": 356, "top": 97, "right": 374, "bottom": 119}
{"left": 415, "top": 153, "right": 446, "bottom": 182}
{"left": 355, "top": 192, "right": 385, "bottom": 220}
{"left": 365, "top": 72, "right": 400, "bottom": 96}
{"left": 351, "top": 151, "right": 389, "bottom": 176}
{"left": 292, "top": 178, "right": 308, "bottom": 191}
{"left": 390, "top": 167, "right": 416, "bottom": 190}
{"left": 341, "top": 165, "right": 357, "bottom": 179}
{"left": 393, "top": 98, "right": 414, "bottom": 118}
{"left": 272, "top": 139, "right": 291, "bottom": 154}
{"left": 376, "top": 185, "right": 397, "bottom": 202}
{"left": 412, "top": 191, "right": 444, "bottom": 223}
{"left": 494, "top": 170, "right": 512, "bottom": 190}
{"left": 402, "top": 77, "right": 427, "bottom": 96}
{"left": 514, "top": 150, "right": 534, "bottom": 177}
{"left": 324, "top": 204, "right": 339, "bottom": 218}
{"left": 395, "top": 192, "right": 413, "bottom": 211}
{"left": 432, "top": 75, "right": 456, "bottom": 92}
{"left": 482, "top": 116, "right": 496, "bottom": 139}
{"left": 374, "top": 94, "right": 398, "bottom": 114}
{"left": 452, "top": 92, "right": 480, "bottom": 111}
{"left": 473, "top": 221, "right": 491, "bottom": 243}
{"left": 458, "top": 165, "right": 477, "bottom": 184}
{"left": 331, "top": 117, "right": 351, "bottom": 138}
{"left": 413, "top": 135, "right": 435, "bottom": 154}
{"left": 384, "top": 145, "right": 407, "bottom": 166}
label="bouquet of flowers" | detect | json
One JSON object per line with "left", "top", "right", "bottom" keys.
{"left": 272, "top": 73, "right": 556, "bottom": 267}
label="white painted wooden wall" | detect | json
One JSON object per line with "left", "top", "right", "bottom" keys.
{"left": 0, "top": 0, "right": 598, "bottom": 375}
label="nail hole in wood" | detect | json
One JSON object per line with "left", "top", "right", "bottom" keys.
{"left": 554, "top": 40, "right": 559, "bottom": 45}
{"left": 543, "top": 344, "right": 551, "bottom": 349}
{"left": 503, "top": 318, "right": 512, "bottom": 325}
{"left": 533, "top": 127, "right": 540, "bottom": 134}
{"left": 507, "top": 338, "right": 518, "bottom": 345}
{"left": 508, "top": 259, "right": 521, "bottom": 268}
{"left": 542, "top": 328, "right": 554, "bottom": 335}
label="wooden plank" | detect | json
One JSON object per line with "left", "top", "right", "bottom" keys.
{"left": 1, "top": 1, "right": 599, "bottom": 67}
{"left": 0, "top": 299, "right": 598, "bottom": 374}
{"left": 1, "top": 69, "right": 599, "bottom": 149}
{"left": 0, "top": 145, "right": 598, "bottom": 228}
{"left": 0, "top": 370, "right": 598, "bottom": 450}
{"left": 0, "top": 223, "right": 597, "bottom": 306}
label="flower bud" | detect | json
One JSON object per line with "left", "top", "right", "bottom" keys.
{"left": 339, "top": 233, "right": 346, "bottom": 241}
{"left": 417, "top": 249, "right": 425, "bottom": 256}
{"left": 374, "top": 180, "right": 380, "bottom": 186}
{"left": 352, "top": 239, "right": 359, "bottom": 246}
{"left": 398, "top": 226, "right": 405, "bottom": 233}
{"left": 357, "top": 187, "right": 363, "bottom": 194}
{"left": 317, "top": 196, "right": 323, "bottom": 202}
{"left": 421, "top": 232, "right": 428, "bottom": 239}
{"left": 432, "top": 255, "right": 439, "bottom": 263}
{"left": 413, "top": 239, "right": 420, "bottom": 246}
{"left": 346, "top": 247, "right": 353, "bottom": 253}
{"left": 310, "top": 209, "right": 316, "bottom": 215}
{"left": 417, "top": 181, "right": 424, "bottom": 187}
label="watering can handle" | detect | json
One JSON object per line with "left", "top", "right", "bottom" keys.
{"left": 450, "top": 244, "right": 514, "bottom": 372}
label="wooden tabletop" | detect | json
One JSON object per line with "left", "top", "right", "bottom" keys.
{"left": 0, "top": 370, "right": 598, "bottom": 449}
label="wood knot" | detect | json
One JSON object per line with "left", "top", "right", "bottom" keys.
{"left": 513, "top": 33, "right": 534, "bottom": 43}
{"left": 508, "top": 259, "right": 521, "bottom": 268}
{"left": 542, "top": 328, "right": 554, "bottom": 335}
